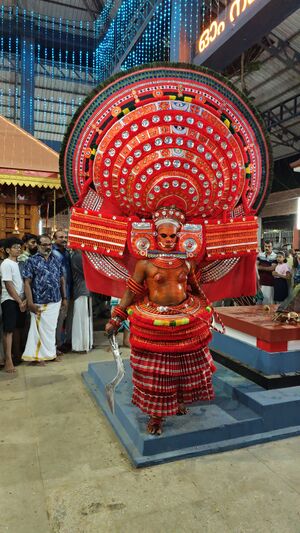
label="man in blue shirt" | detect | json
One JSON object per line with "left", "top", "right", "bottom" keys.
{"left": 52, "top": 229, "right": 73, "bottom": 353}
{"left": 22, "top": 234, "right": 67, "bottom": 365}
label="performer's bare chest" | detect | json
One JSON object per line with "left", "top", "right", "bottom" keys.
{"left": 146, "top": 259, "right": 190, "bottom": 285}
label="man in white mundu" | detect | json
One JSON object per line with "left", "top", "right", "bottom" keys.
{"left": 22, "top": 234, "right": 67, "bottom": 365}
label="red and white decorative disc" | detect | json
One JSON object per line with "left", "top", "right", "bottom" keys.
{"left": 61, "top": 63, "right": 271, "bottom": 221}
{"left": 61, "top": 64, "right": 271, "bottom": 300}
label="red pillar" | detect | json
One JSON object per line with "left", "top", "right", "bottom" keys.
{"left": 293, "top": 228, "right": 300, "bottom": 250}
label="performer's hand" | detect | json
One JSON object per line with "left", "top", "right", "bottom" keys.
{"left": 29, "top": 303, "right": 41, "bottom": 316}
{"left": 105, "top": 321, "right": 117, "bottom": 336}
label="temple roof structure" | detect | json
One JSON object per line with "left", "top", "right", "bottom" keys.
{"left": 0, "top": 115, "right": 60, "bottom": 189}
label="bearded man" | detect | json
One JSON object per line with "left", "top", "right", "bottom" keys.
{"left": 22, "top": 234, "right": 67, "bottom": 365}
{"left": 18, "top": 233, "right": 38, "bottom": 273}
{"left": 106, "top": 208, "right": 216, "bottom": 435}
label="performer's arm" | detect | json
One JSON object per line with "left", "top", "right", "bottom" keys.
{"left": 187, "top": 261, "right": 201, "bottom": 295}
{"left": 118, "top": 260, "right": 147, "bottom": 309}
{"left": 105, "top": 260, "right": 147, "bottom": 334}
{"left": 188, "top": 262, "right": 211, "bottom": 309}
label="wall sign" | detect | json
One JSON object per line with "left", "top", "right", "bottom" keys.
{"left": 198, "top": 0, "right": 257, "bottom": 54}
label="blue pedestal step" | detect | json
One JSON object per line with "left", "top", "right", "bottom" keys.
{"left": 211, "top": 331, "right": 300, "bottom": 375}
{"left": 83, "top": 360, "right": 300, "bottom": 467}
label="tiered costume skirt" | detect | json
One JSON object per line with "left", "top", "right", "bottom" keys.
{"left": 128, "top": 295, "right": 216, "bottom": 418}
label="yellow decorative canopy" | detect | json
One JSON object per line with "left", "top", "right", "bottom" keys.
{"left": 0, "top": 172, "right": 61, "bottom": 189}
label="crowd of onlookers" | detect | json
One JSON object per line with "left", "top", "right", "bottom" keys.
{"left": 0, "top": 231, "right": 93, "bottom": 373}
{"left": 257, "top": 239, "right": 300, "bottom": 305}
{"left": 1, "top": 230, "right": 299, "bottom": 374}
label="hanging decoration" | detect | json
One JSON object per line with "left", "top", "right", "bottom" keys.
{"left": 52, "top": 189, "right": 57, "bottom": 233}
{"left": 13, "top": 185, "right": 20, "bottom": 235}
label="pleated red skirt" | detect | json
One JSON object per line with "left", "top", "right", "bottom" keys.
{"left": 128, "top": 296, "right": 216, "bottom": 418}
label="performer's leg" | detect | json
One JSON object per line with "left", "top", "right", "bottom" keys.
{"left": 176, "top": 403, "right": 188, "bottom": 415}
{"left": 147, "top": 417, "right": 163, "bottom": 435}
{"left": 176, "top": 389, "right": 188, "bottom": 415}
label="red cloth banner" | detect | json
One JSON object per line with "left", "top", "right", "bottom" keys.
{"left": 203, "top": 255, "right": 257, "bottom": 301}
{"left": 83, "top": 253, "right": 257, "bottom": 302}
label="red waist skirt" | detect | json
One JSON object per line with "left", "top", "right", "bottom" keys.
{"left": 128, "top": 296, "right": 216, "bottom": 418}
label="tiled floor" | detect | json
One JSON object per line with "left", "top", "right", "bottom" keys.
{"left": 1, "top": 331, "right": 300, "bottom": 533}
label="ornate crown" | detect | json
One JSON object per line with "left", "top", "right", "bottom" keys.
{"left": 152, "top": 207, "right": 186, "bottom": 228}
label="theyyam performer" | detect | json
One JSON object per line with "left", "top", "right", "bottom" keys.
{"left": 60, "top": 63, "right": 271, "bottom": 435}
{"left": 106, "top": 206, "right": 217, "bottom": 434}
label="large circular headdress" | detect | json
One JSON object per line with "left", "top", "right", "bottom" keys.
{"left": 61, "top": 62, "right": 271, "bottom": 218}
{"left": 60, "top": 63, "right": 272, "bottom": 298}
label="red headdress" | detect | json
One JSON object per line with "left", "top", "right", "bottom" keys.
{"left": 61, "top": 63, "right": 271, "bottom": 300}
{"left": 152, "top": 207, "right": 185, "bottom": 229}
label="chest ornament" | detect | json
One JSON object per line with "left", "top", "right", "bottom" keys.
{"left": 150, "top": 257, "right": 184, "bottom": 269}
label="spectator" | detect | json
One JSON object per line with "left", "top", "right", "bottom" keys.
{"left": 0, "top": 238, "right": 26, "bottom": 373}
{"left": 0, "top": 239, "right": 5, "bottom": 366}
{"left": 71, "top": 250, "right": 93, "bottom": 353}
{"left": 272, "top": 251, "right": 291, "bottom": 303}
{"left": 280, "top": 237, "right": 287, "bottom": 248}
{"left": 52, "top": 229, "right": 73, "bottom": 353}
{"left": 0, "top": 239, "right": 5, "bottom": 264}
{"left": 257, "top": 240, "right": 277, "bottom": 304}
{"left": 286, "top": 248, "right": 294, "bottom": 270}
{"left": 293, "top": 251, "right": 300, "bottom": 287}
{"left": 18, "top": 233, "right": 38, "bottom": 353}
{"left": 18, "top": 233, "right": 37, "bottom": 274}
{"left": 22, "top": 234, "right": 67, "bottom": 365}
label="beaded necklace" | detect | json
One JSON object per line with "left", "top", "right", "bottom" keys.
{"left": 150, "top": 257, "right": 184, "bottom": 269}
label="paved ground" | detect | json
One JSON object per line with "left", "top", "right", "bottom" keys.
{"left": 1, "top": 331, "right": 300, "bottom": 533}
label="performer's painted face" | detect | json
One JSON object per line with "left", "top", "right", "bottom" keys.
{"left": 156, "top": 223, "right": 178, "bottom": 251}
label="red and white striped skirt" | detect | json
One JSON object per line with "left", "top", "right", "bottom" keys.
{"left": 128, "top": 296, "right": 216, "bottom": 418}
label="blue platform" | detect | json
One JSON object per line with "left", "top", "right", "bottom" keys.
{"left": 83, "top": 360, "right": 300, "bottom": 467}
{"left": 211, "top": 331, "right": 300, "bottom": 375}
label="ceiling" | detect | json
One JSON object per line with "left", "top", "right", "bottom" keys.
{"left": 1, "top": 1, "right": 299, "bottom": 166}
{"left": 226, "top": 8, "right": 300, "bottom": 162}
{"left": 3, "top": 0, "right": 105, "bottom": 21}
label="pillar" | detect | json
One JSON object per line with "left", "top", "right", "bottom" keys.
{"left": 293, "top": 227, "right": 300, "bottom": 250}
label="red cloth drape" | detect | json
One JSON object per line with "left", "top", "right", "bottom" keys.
{"left": 203, "top": 255, "right": 257, "bottom": 302}
{"left": 83, "top": 253, "right": 257, "bottom": 301}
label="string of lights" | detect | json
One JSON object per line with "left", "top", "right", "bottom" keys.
{"left": 14, "top": 7, "right": 19, "bottom": 122}
{"left": 0, "top": 5, "right": 4, "bottom": 70}
{"left": 0, "top": 1, "right": 216, "bottom": 145}
{"left": 7, "top": 6, "right": 12, "bottom": 119}
{"left": 100, "top": 0, "right": 173, "bottom": 78}
{"left": 202, "top": 0, "right": 206, "bottom": 32}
